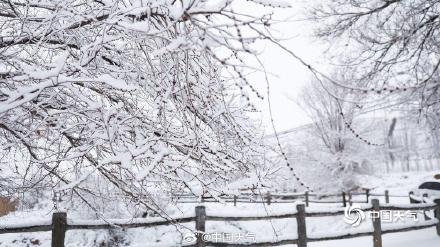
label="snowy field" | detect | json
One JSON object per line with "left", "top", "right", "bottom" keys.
{"left": 1, "top": 171, "right": 440, "bottom": 247}
{"left": 311, "top": 228, "right": 439, "bottom": 247}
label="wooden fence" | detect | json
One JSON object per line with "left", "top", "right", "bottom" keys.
{"left": 0, "top": 198, "right": 439, "bottom": 247}
{"left": 177, "top": 189, "right": 420, "bottom": 207}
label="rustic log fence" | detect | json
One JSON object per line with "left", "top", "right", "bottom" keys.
{"left": 177, "top": 189, "right": 421, "bottom": 208}
{"left": 1, "top": 198, "right": 439, "bottom": 247}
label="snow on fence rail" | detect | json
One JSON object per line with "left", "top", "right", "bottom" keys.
{"left": 0, "top": 199, "right": 439, "bottom": 247}
{"left": 177, "top": 189, "right": 424, "bottom": 207}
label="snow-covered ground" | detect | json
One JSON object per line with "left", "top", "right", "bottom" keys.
{"left": 311, "top": 228, "right": 439, "bottom": 247}
{"left": 1, "top": 171, "right": 440, "bottom": 246}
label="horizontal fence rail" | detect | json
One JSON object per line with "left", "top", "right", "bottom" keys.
{"left": 176, "top": 189, "right": 424, "bottom": 208}
{"left": 68, "top": 216, "right": 195, "bottom": 230}
{"left": 1, "top": 199, "right": 439, "bottom": 247}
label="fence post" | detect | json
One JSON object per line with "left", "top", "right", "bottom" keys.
{"left": 435, "top": 199, "right": 440, "bottom": 236}
{"left": 348, "top": 192, "right": 352, "bottom": 206}
{"left": 233, "top": 195, "right": 237, "bottom": 206}
{"left": 422, "top": 193, "right": 428, "bottom": 202}
{"left": 52, "top": 212, "right": 67, "bottom": 247}
{"left": 409, "top": 191, "right": 415, "bottom": 203}
{"left": 342, "top": 192, "right": 347, "bottom": 207}
{"left": 423, "top": 193, "right": 429, "bottom": 221}
{"left": 267, "top": 192, "right": 272, "bottom": 205}
{"left": 408, "top": 191, "right": 418, "bottom": 220}
{"left": 296, "top": 204, "right": 307, "bottom": 247}
{"left": 366, "top": 189, "right": 370, "bottom": 203}
{"left": 384, "top": 190, "right": 389, "bottom": 204}
{"left": 371, "top": 199, "right": 382, "bottom": 247}
{"left": 195, "top": 206, "right": 206, "bottom": 247}
{"left": 305, "top": 191, "right": 309, "bottom": 207}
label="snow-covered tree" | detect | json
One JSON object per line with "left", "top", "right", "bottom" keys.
{"left": 309, "top": 0, "right": 440, "bottom": 130}
{"left": 0, "top": 0, "right": 290, "bottom": 215}
{"left": 296, "top": 73, "right": 375, "bottom": 190}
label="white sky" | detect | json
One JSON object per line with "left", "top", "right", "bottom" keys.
{"left": 248, "top": 3, "right": 327, "bottom": 134}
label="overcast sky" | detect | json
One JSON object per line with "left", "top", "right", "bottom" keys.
{"left": 249, "top": 2, "right": 327, "bottom": 134}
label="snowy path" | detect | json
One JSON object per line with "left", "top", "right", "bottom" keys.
{"left": 310, "top": 228, "right": 439, "bottom": 247}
